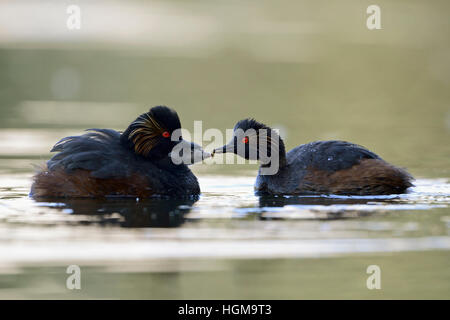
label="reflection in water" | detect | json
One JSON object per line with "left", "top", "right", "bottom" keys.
{"left": 33, "top": 197, "right": 198, "bottom": 228}
{"left": 258, "top": 194, "right": 394, "bottom": 207}
{"left": 256, "top": 194, "right": 398, "bottom": 220}
{"left": 0, "top": 174, "right": 449, "bottom": 300}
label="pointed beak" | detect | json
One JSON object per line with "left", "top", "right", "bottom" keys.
{"left": 189, "top": 141, "right": 211, "bottom": 161}
{"left": 170, "top": 140, "right": 210, "bottom": 164}
{"left": 212, "top": 142, "right": 234, "bottom": 155}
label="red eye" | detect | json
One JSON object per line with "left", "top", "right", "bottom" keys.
{"left": 242, "top": 137, "right": 249, "bottom": 144}
{"left": 162, "top": 131, "right": 170, "bottom": 138}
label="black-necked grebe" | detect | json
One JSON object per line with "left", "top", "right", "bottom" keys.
{"left": 214, "top": 119, "right": 413, "bottom": 195}
{"left": 31, "top": 106, "right": 209, "bottom": 198}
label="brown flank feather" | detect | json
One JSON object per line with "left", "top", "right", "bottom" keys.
{"left": 298, "top": 159, "right": 413, "bottom": 195}
{"left": 31, "top": 166, "right": 154, "bottom": 198}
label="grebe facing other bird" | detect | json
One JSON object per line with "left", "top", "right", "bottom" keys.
{"left": 31, "top": 106, "right": 210, "bottom": 198}
{"left": 213, "top": 119, "right": 413, "bottom": 196}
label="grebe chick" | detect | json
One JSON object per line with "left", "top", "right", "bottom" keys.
{"left": 213, "top": 119, "right": 413, "bottom": 195}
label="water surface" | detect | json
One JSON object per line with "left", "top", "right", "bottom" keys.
{"left": 0, "top": 157, "right": 449, "bottom": 298}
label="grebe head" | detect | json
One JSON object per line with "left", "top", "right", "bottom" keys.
{"left": 213, "top": 118, "right": 285, "bottom": 164}
{"left": 122, "top": 106, "right": 210, "bottom": 163}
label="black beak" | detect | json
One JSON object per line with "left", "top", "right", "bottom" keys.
{"left": 212, "top": 142, "right": 234, "bottom": 155}
{"left": 170, "top": 139, "right": 211, "bottom": 164}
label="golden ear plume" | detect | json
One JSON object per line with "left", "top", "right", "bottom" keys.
{"left": 128, "top": 113, "right": 166, "bottom": 156}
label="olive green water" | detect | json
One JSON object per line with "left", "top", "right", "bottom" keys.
{"left": 0, "top": 0, "right": 449, "bottom": 299}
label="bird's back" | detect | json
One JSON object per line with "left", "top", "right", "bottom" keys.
{"left": 257, "top": 140, "right": 413, "bottom": 195}
{"left": 286, "top": 140, "right": 380, "bottom": 171}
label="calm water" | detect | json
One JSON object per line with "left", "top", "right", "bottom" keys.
{"left": 0, "top": 151, "right": 449, "bottom": 299}
{"left": 0, "top": 0, "right": 449, "bottom": 299}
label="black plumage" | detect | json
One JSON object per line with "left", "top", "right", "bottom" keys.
{"left": 31, "top": 106, "right": 204, "bottom": 198}
{"left": 214, "top": 119, "right": 413, "bottom": 195}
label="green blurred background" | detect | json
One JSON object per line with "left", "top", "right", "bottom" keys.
{"left": 0, "top": 0, "right": 449, "bottom": 177}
